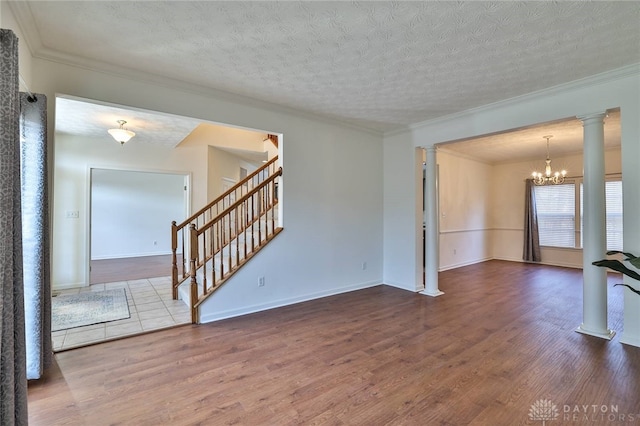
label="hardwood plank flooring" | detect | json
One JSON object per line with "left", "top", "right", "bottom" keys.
{"left": 90, "top": 254, "right": 179, "bottom": 284}
{"left": 29, "top": 261, "right": 640, "bottom": 425}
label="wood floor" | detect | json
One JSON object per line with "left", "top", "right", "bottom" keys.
{"left": 90, "top": 254, "right": 178, "bottom": 284}
{"left": 29, "top": 261, "right": 640, "bottom": 425}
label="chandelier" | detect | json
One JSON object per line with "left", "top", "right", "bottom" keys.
{"left": 107, "top": 120, "right": 135, "bottom": 145}
{"left": 532, "top": 135, "right": 566, "bottom": 185}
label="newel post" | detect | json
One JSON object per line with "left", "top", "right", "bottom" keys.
{"left": 171, "top": 221, "right": 178, "bottom": 300}
{"left": 189, "top": 224, "right": 199, "bottom": 324}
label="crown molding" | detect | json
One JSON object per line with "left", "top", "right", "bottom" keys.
{"left": 386, "top": 63, "right": 640, "bottom": 138}
{"left": 6, "top": 1, "right": 42, "bottom": 57}
{"left": 36, "top": 47, "right": 383, "bottom": 137}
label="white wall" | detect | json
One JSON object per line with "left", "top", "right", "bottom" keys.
{"left": 383, "top": 64, "right": 640, "bottom": 346}
{"left": 53, "top": 132, "right": 207, "bottom": 288}
{"left": 29, "top": 55, "right": 383, "bottom": 313}
{"left": 91, "top": 169, "right": 186, "bottom": 260}
{"left": 201, "top": 121, "right": 384, "bottom": 322}
{"left": 382, "top": 137, "right": 422, "bottom": 291}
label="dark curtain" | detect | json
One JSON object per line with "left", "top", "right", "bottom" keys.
{"left": 21, "top": 93, "right": 52, "bottom": 380}
{"left": 523, "top": 179, "right": 541, "bottom": 262}
{"left": 0, "top": 28, "right": 29, "bottom": 425}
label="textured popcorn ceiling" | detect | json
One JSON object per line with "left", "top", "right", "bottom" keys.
{"left": 440, "top": 110, "right": 621, "bottom": 165}
{"left": 55, "top": 97, "right": 202, "bottom": 149}
{"left": 11, "top": 1, "right": 637, "bottom": 158}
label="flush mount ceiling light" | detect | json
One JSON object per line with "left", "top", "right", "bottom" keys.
{"left": 532, "top": 135, "right": 567, "bottom": 185}
{"left": 107, "top": 120, "right": 135, "bottom": 145}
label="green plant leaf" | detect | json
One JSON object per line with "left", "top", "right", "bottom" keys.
{"left": 613, "top": 283, "right": 640, "bottom": 296}
{"left": 592, "top": 259, "right": 640, "bottom": 281}
{"left": 629, "top": 257, "right": 640, "bottom": 269}
{"left": 606, "top": 250, "right": 636, "bottom": 258}
{"left": 605, "top": 250, "right": 640, "bottom": 263}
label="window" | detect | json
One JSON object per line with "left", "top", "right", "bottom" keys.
{"left": 535, "top": 183, "right": 576, "bottom": 248}
{"left": 579, "top": 180, "right": 623, "bottom": 251}
{"left": 535, "top": 178, "right": 622, "bottom": 250}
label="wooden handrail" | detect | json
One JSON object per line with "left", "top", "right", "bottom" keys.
{"left": 195, "top": 168, "right": 282, "bottom": 237}
{"left": 176, "top": 156, "right": 279, "bottom": 229}
{"left": 172, "top": 156, "right": 279, "bottom": 299}
{"left": 185, "top": 166, "right": 282, "bottom": 320}
{"left": 172, "top": 156, "right": 283, "bottom": 322}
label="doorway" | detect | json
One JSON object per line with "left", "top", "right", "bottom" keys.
{"left": 89, "top": 168, "right": 189, "bottom": 283}
{"left": 52, "top": 169, "right": 191, "bottom": 352}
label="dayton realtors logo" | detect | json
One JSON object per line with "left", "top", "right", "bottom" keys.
{"left": 529, "top": 399, "right": 640, "bottom": 423}
{"left": 529, "top": 399, "right": 560, "bottom": 425}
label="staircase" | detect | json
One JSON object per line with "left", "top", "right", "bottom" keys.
{"left": 171, "top": 156, "right": 282, "bottom": 323}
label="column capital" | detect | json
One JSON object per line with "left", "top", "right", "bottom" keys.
{"left": 577, "top": 111, "right": 607, "bottom": 124}
{"left": 425, "top": 145, "right": 437, "bottom": 154}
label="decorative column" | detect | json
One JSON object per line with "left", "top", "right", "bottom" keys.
{"left": 421, "top": 146, "right": 444, "bottom": 297}
{"left": 576, "top": 112, "right": 614, "bottom": 339}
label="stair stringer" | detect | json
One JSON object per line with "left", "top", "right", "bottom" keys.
{"left": 177, "top": 226, "right": 283, "bottom": 321}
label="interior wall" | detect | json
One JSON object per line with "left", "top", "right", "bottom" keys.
{"left": 52, "top": 132, "right": 206, "bottom": 289}
{"left": 33, "top": 56, "right": 384, "bottom": 315}
{"left": 491, "top": 148, "right": 622, "bottom": 268}
{"left": 91, "top": 169, "right": 186, "bottom": 260}
{"left": 264, "top": 137, "right": 278, "bottom": 160}
{"left": 437, "top": 150, "right": 493, "bottom": 270}
{"left": 207, "top": 147, "right": 259, "bottom": 201}
{"left": 382, "top": 135, "right": 422, "bottom": 291}
{"left": 383, "top": 65, "right": 640, "bottom": 345}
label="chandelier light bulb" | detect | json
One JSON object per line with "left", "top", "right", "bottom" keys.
{"left": 532, "top": 135, "right": 566, "bottom": 185}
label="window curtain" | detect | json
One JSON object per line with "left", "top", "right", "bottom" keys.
{"left": 21, "top": 92, "right": 52, "bottom": 380}
{"left": 523, "top": 178, "right": 541, "bottom": 262}
{"left": 0, "top": 28, "right": 29, "bottom": 425}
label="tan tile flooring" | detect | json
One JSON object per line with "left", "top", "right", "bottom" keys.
{"left": 52, "top": 276, "right": 191, "bottom": 351}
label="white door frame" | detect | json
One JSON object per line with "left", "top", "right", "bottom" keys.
{"left": 85, "top": 166, "right": 191, "bottom": 285}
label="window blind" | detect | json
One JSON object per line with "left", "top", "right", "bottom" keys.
{"left": 534, "top": 183, "right": 575, "bottom": 248}
{"left": 579, "top": 181, "right": 623, "bottom": 250}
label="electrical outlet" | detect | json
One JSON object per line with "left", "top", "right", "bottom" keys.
{"left": 258, "top": 276, "right": 265, "bottom": 287}
{"left": 65, "top": 210, "right": 79, "bottom": 219}
{"left": 362, "top": 262, "right": 367, "bottom": 270}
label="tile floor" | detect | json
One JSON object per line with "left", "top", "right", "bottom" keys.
{"left": 52, "top": 275, "right": 191, "bottom": 351}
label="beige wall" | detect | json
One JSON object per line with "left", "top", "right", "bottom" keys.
{"left": 207, "top": 146, "right": 260, "bottom": 201}
{"left": 491, "top": 148, "right": 621, "bottom": 268}
{"left": 437, "top": 150, "right": 493, "bottom": 270}
{"left": 436, "top": 147, "right": 622, "bottom": 271}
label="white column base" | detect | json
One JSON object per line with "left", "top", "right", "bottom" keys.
{"left": 420, "top": 289, "right": 444, "bottom": 297}
{"left": 575, "top": 325, "right": 615, "bottom": 340}
{"left": 619, "top": 333, "right": 640, "bottom": 348}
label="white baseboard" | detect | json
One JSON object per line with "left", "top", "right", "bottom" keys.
{"left": 439, "top": 256, "right": 492, "bottom": 272}
{"left": 199, "top": 280, "right": 381, "bottom": 324}
{"left": 53, "top": 281, "right": 89, "bottom": 290}
{"left": 492, "top": 255, "right": 583, "bottom": 270}
{"left": 619, "top": 332, "right": 640, "bottom": 348}
{"left": 383, "top": 279, "right": 422, "bottom": 292}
